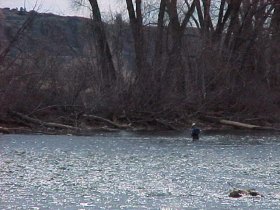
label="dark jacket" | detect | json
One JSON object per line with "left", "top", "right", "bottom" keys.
{"left": 191, "top": 127, "right": 200, "bottom": 139}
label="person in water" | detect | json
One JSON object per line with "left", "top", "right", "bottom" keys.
{"left": 191, "top": 123, "right": 200, "bottom": 140}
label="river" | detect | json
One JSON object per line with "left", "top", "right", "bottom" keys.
{"left": 0, "top": 131, "right": 280, "bottom": 209}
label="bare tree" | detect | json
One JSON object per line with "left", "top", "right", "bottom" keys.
{"left": 125, "top": 0, "right": 147, "bottom": 77}
{"left": 88, "top": 0, "right": 117, "bottom": 87}
{"left": 161, "top": 0, "right": 197, "bottom": 99}
{"left": 269, "top": 1, "right": 280, "bottom": 87}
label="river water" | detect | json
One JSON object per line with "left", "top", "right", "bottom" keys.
{"left": 0, "top": 131, "right": 280, "bottom": 209}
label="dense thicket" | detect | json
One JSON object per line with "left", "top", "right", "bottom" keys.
{"left": 0, "top": 0, "right": 279, "bottom": 129}
{"left": 121, "top": 0, "right": 280, "bottom": 118}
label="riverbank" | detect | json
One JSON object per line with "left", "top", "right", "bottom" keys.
{"left": 0, "top": 110, "right": 279, "bottom": 135}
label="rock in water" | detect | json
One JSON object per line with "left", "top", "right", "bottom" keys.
{"left": 229, "top": 189, "right": 263, "bottom": 198}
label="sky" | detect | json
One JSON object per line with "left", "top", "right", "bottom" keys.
{"left": 0, "top": 0, "right": 123, "bottom": 17}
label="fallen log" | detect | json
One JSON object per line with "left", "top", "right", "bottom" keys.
{"left": 0, "top": 126, "right": 10, "bottom": 134}
{"left": 219, "top": 120, "right": 260, "bottom": 129}
{"left": 0, "top": 126, "right": 32, "bottom": 134}
{"left": 10, "top": 111, "right": 81, "bottom": 131}
{"left": 220, "top": 120, "right": 280, "bottom": 131}
{"left": 155, "top": 118, "right": 180, "bottom": 131}
{"left": 200, "top": 115, "right": 280, "bottom": 131}
{"left": 82, "top": 114, "right": 131, "bottom": 129}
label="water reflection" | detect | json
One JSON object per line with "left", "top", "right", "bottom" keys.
{"left": 0, "top": 132, "right": 280, "bottom": 209}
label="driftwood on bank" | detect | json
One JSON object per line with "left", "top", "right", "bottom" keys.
{"left": 0, "top": 126, "right": 11, "bottom": 134}
{"left": 219, "top": 120, "right": 260, "bottom": 129}
{"left": 199, "top": 115, "right": 280, "bottom": 132}
{"left": 82, "top": 114, "right": 131, "bottom": 129}
{"left": 10, "top": 111, "right": 81, "bottom": 131}
{"left": 154, "top": 118, "right": 180, "bottom": 131}
{"left": 220, "top": 120, "right": 280, "bottom": 131}
{"left": 0, "top": 126, "right": 32, "bottom": 134}
{"left": 200, "top": 115, "right": 280, "bottom": 131}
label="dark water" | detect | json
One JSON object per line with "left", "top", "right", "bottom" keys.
{"left": 0, "top": 131, "right": 280, "bottom": 209}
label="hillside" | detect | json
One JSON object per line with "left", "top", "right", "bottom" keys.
{"left": 0, "top": 8, "right": 88, "bottom": 55}
{"left": 0, "top": 7, "right": 201, "bottom": 65}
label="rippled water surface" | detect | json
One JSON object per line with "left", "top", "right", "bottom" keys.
{"left": 1, "top": 131, "right": 280, "bottom": 209}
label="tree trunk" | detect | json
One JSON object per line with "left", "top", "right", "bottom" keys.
{"left": 153, "top": 0, "right": 166, "bottom": 67}
{"left": 153, "top": 0, "right": 167, "bottom": 101}
{"left": 88, "top": 0, "right": 116, "bottom": 86}
{"left": 202, "top": 0, "right": 212, "bottom": 35}
{"left": 269, "top": 1, "right": 280, "bottom": 87}
{"left": 162, "top": 0, "right": 197, "bottom": 99}
{"left": 126, "top": 0, "right": 146, "bottom": 77}
{"left": 224, "top": 0, "right": 242, "bottom": 48}
{"left": 195, "top": 0, "right": 204, "bottom": 30}
{"left": 213, "top": 1, "right": 232, "bottom": 42}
